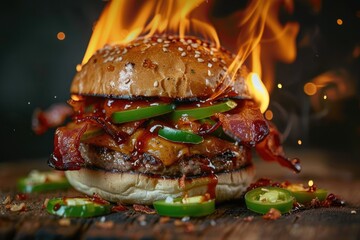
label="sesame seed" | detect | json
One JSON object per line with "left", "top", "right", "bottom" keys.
{"left": 181, "top": 52, "right": 187, "bottom": 57}
{"left": 115, "top": 56, "right": 123, "bottom": 62}
{"left": 152, "top": 42, "right": 157, "bottom": 46}
{"left": 104, "top": 56, "right": 114, "bottom": 63}
{"left": 162, "top": 47, "right": 168, "bottom": 52}
{"left": 221, "top": 59, "right": 226, "bottom": 64}
{"left": 133, "top": 43, "right": 140, "bottom": 47}
{"left": 187, "top": 46, "right": 192, "bottom": 51}
{"left": 157, "top": 38, "right": 163, "bottom": 43}
{"left": 164, "top": 40, "right": 170, "bottom": 44}
{"left": 122, "top": 48, "right": 128, "bottom": 54}
{"left": 195, "top": 50, "right": 201, "bottom": 55}
{"left": 195, "top": 54, "right": 200, "bottom": 58}
{"left": 197, "top": 58, "right": 204, "bottom": 62}
{"left": 154, "top": 81, "right": 159, "bottom": 87}
{"left": 210, "top": 50, "right": 214, "bottom": 55}
{"left": 191, "top": 43, "right": 198, "bottom": 48}
{"left": 212, "top": 58, "right": 218, "bottom": 62}
{"left": 187, "top": 39, "right": 193, "bottom": 43}
{"left": 178, "top": 47, "right": 184, "bottom": 51}
{"left": 163, "top": 43, "right": 170, "bottom": 47}
{"left": 208, "top": 70, "right": 212, "bottom": 76}
{"left": 203, "top": 42, "right": 208, "bottom": 47}
{"left": 125, "top": 78, "right": 131, "bottom": 84}
{"left": 208, "top": 63, "right": 213, "bottom": 68}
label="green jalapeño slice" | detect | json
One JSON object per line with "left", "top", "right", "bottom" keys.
{"left": 285, "top": 183, "right": 328, "bottom": 204}
{"left": 158, "top": 126, "right": 203, "bottom": 144}
{"left": 17, "top": 170, "right": 71, "bottom": 193}
{"left": 245, "top": 187, "right": 294, "bottom": 214}
{"left": 171, "top": 100, "right": 237, "bottom": 121}
{"left": 46, "top": 197, "right": 111, "bottom": 218}
{"left": 153, "top": 195, "right": 215, "bottom": 217}
{"left": 111, "top": 103, "right": 175, "bottom": 124}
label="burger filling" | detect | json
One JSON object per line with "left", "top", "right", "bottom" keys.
{"left": 47, "top": 95, "right": 300, "bottom": 177}
{"left": 49, "top": 96, "right": 266, "bottom": 171}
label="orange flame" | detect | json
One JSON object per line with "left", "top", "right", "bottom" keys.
{"left": 81, "top": 0, "right": 299, "bottom": 113}
{"left": 211, "top": 0, "right": 299, "bottom": 112}
{"left": 82, "top": 0, "right": 218, "bottom": 65}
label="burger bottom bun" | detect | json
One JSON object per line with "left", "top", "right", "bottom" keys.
{"left": 65, "top": 165, "right": 255, "bottom": 205}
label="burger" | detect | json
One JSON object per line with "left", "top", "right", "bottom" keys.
{"left": 46, "top": 35, "right": 300, "bottom": 205}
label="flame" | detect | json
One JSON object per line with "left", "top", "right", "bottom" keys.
{"left": 209, "top": 0, "right": 299, "bottom": 112}
{"left": 246, "top": 73, "right": 269, "bottom": 113}
{"left": 81, "top": 0, "right": 299, "bottom": 113}
{"left": 82, "top": 0, "right": 218, "bottom": 65}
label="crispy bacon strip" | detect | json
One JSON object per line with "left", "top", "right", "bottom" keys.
{"left": 255, "top": 123, "right": 301, "bottom": 173}
{"left": 216, "top": 100, "right": 269, "bottom": 146}
{"left": 48, "top": 123, "right": 88, "bottom": 170}
{"left": 32, "top": 103, "right": 73, "bottom": 135}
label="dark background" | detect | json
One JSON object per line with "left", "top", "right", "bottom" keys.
{"left": 0, "top": 0, "right": 359, "bottom": 163}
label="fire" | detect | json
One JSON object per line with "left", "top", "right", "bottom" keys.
{"left": 80, "top": 0, "right": 299, "bottom": 113}
{"left": 82, "top": 0, "right": 218, "bottom": 65}
{"left": 246, "top": 73, "right": 269, "bottom": 113}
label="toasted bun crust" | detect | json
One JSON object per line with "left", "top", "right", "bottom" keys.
{"left": 71, "top": 36, "right": 251, "bottom": 99}
{"left": 65, "top": 165, "right": 255, "bottom": 205}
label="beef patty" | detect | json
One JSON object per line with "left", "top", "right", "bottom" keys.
{"left": 80, "top": 143, "right": 252, "bottom": 177}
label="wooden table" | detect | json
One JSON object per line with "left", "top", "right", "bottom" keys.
{"left": 1, "top": 149, "right": 360, "bottom": 240}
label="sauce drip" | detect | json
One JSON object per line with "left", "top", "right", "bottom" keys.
{"left": 131, "top": 124, "right": 160, "bottom": 168}
{"left": 53, "top": 203, "right": 61, "bottom": 211}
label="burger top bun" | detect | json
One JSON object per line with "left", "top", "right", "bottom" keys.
{"left": 71, "top": 35, "right": 251, "bottom": 99}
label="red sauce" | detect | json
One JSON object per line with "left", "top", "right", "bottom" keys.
{"left": 16, "top": 193, "right": 28, "bottom": 201}
{"left": 134, "top": 129, "right": 156, "bottom": 154}
{"left": 199, "top": 157, "right": 218, "bottom": 199}
{"left": 198, "top": 121, "right": 221, "bottom": 136}
{"left": 90, "top": 193, "right": 110, "bottom": 205}
{"left": 207, "top": 174, "right": 218, "bottom": 199}
{"left": 53, "top": 203, "right": 61, "bottom": 211}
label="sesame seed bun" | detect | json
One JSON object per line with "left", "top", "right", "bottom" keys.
{"left": 71, "top": 36, "right": 251, "bottom": 99}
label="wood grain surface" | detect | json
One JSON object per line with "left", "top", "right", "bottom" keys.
{"left": 1, "top": 149, "right": 359, "bottom": 240}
